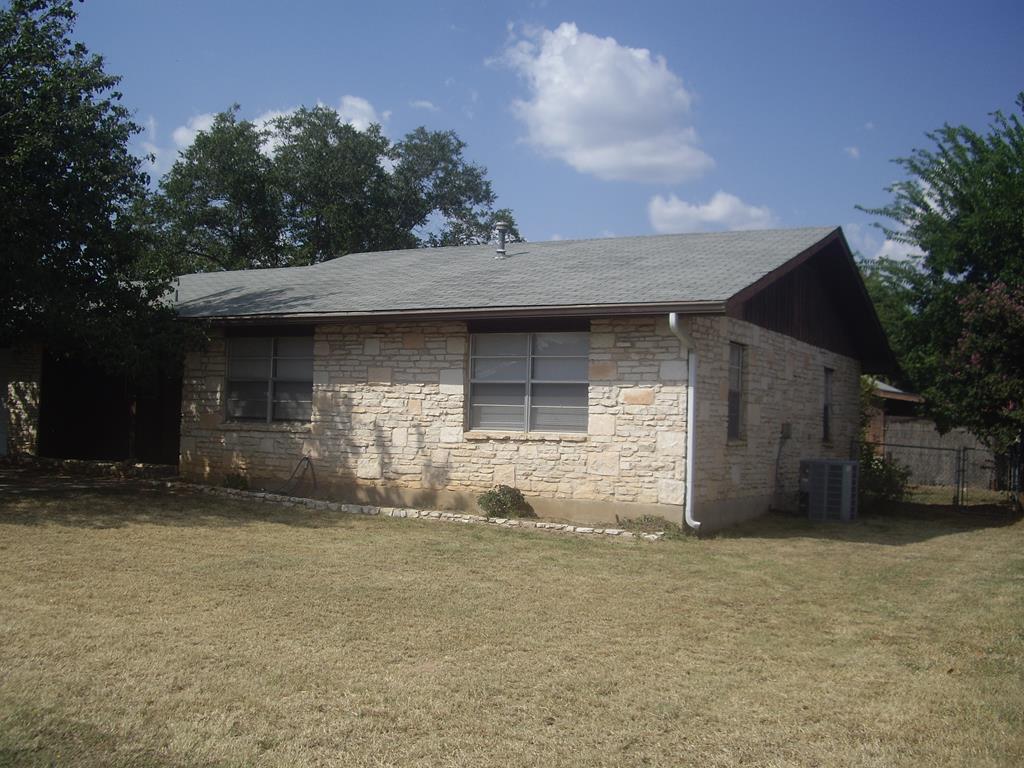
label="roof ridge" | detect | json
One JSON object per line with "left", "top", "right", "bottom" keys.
{"left": 324, "top": 225, "right": 841, "bottom": 259}
{"left": 174, "top": 226, "right": 841, "bottom": 278}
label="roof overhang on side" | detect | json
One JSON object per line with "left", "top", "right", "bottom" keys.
{"left": 723, "top": 227, "right": 899, "bottom": 375}
{"left": 177, "top": 299, "right": 728, "bottom": 326}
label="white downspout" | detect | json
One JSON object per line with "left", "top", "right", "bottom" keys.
{"left": 669, "top": 313, "right": 701, "bottom": 532}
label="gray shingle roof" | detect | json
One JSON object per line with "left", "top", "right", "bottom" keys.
{"left": 173, "top": 226, "right": 839, "bottom": 319}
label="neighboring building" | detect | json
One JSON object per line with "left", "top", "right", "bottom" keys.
{"left": 865, "top": 380, "right": 925, "bottom": 445}
{"left": 172, "top": 226, "right": 894, "bottom": 531}
{"left": 866, "top": 380, "right": 996, "bottom": 490}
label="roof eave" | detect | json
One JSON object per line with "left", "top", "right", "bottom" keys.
{"left": 723, "top": 227, "right": 843, "bottom": 314}
{"left": 176, "top": 299, "right": 729, "bottom": 325}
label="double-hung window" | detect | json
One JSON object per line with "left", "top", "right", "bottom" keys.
{"left": 226, "top": 334, "right": 314, "bottom": 423}
{"left": 469, "top": 332, "right": 589, "bottom": 432}
{"left": 727, "top": 342, "right": 746, "bottom": 441}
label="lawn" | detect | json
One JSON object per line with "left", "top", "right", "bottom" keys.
{"left": 0, "top": 475, "right": 1021, "bottom": 767}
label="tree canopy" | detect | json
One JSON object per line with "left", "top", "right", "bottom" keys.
{"left": 856, "top": 255, "right": 926, "bottom": 373}
{"left": 860, "top": 93, "right": 1024, "bottom": 450}
{"left": 0, "top": 0, "right": 176, "bottom": 373}
{"left": 2, "top": 0, "right": 519, "bottom": 379}
{"left": 152, "top": 105, "right": 522, "bottom": 274}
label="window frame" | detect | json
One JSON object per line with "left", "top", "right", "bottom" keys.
{"left": 727, "top": 342, "right": 747, "bottom": 442}
{"left": 225, "top": 334, "right": 314, "bottom": 424}
{"left": 822, "top": 366, "right": 835, "bottom": 442}
{"left": 468, "top": 331, "right": 589, "bottom": 433}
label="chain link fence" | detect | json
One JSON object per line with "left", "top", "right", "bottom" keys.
{"left": 857, "top": 440, "right": 1020, "bottom": 507}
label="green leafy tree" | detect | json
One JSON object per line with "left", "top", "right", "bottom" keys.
{"left": 427, "top": 207, "right": 524, "bottom": 248}
{"left": 152, "top": 105, "right": 521, "bottom": 269}
{"left": 0, "top": 0, "right": 175, "bottom": 373}
{"left": 149, "top": 107, "right": 286, "bottom": 274}
{"left": 942, "top": 282, "right": 1024, "bottom": 451}
{"left": 389, "top": 126, "right": 517, "bottom": 249}
{"left": 856, "top": 255, "right": 926, "bottom": 376}
{"left": 270, "top": 106, "right": 396, "bottom": 263}
{"left": 860, "top": 93, "right": 1024, "bottom": 450}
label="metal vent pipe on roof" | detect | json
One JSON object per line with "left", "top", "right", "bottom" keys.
{"left": 494, "top": 221, "right": 509, "bottom": 259}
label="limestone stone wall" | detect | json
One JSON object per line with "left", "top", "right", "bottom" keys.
{"left": 689, "top": 316, "right": 861, "bottom": 526}
{"left": 179, "top": 314, "right": 862, "bottom": 528}
{"left": 1, "top": 345, "right": 42, "bottom": 456}
{"left": 179, "top": 317, "right": 690, "bottom": 520}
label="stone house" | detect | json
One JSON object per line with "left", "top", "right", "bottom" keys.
{"left": 169, "top": 226, "right": 893, "bottom": 531}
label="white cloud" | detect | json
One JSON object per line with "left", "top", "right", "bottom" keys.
{"left": 844, "top": 222, "right": 924, "bottom": 261}
{"left": 874, "top": 238, "right": 924, "bottom": 261}
{"left": 864, "top": 121, "right": 875, "bottom": 130}
{"left": 172, "top": 112, "right": 216, "bottom": 149}
{"left": 409, "top": 99, "right": 439, "bottom": 112}
{"left": 337, "top": 95, "right": 385, "bottom": 131}
{"left": 501, "top": 22, "right": 713, "bottom": 183}
{"left": 648, "top": 192, "right": 776, "bottom": 233}
{"left": 843, "top": 222, "right": 877, "bottom": 257}
{"left": 844, "top": 145, "right": 861, "bottom": 159}
{"left": 137, "top": 115, "right": 167, "bottom": 174}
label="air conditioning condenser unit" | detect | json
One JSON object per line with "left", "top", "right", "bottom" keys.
{"left": 799, "top": 459, "right": 858, "bottom": 521}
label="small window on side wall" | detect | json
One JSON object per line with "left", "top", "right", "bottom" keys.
{"left": 823, "top": 367, "right": 834, "bottom": 442}
{"left": 727, "top": 342, "right": 746, "bottom": 441}
{"left": 226, "top": 334, "right": 314, "bottom": 423}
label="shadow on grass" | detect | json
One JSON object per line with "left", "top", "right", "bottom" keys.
{"left": 0, "top": 468, "right": 361, "bottom": 531}
{"left": 0, "top": 702, "right": 229, "bottom": 768}
{"left": 715, "top": 500, "right": 1021, "bottom": 546}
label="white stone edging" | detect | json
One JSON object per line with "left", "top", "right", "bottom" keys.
{"left": 161, "top": 481, "right": 665, "bottom": 542}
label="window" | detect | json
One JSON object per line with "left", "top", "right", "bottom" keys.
{"left": 469, "top": 332, "right": 589, "bottom": 432}
{"left": 226, "top": 335, "right": 314, "bottom": 423}
{"left": 823, "top": 367, "right": 834, "bottom": 441}
{"left": 727, "top": 342, "right": 746, "bottom": 441}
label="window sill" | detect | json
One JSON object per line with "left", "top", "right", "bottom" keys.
{"left": 217, "top": 421, "right": 313, "bottom": 434}
{"left": 464, "top": 430, "right": 588, "bottom": 443}
{"left": 726, "top": 438, "right": 748, "bottom": 448}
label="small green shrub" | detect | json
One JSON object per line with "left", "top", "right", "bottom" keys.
{"left": 858, "top": 443, "right": 911, "bottom": 507}
{"left": 477, "top": 485, "right": 534, "bottom": 518}
{"left": 223, "top": 472, "right": 249, "bottom": 491}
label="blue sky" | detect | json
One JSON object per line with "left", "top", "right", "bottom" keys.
{"left": 75, "top": 0, "right": 1023, "bottom": 258}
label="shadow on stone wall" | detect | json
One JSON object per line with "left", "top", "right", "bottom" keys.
{"left": 250, "top": 388, "right": 462, "bottom": 512}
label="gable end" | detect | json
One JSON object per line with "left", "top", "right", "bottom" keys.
{"left": 725, "top": 230, "right": 896, "bottom": 373}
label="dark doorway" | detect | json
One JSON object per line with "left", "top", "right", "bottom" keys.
{"left": 37, "top": 354, "right": 182, "bottom": 464}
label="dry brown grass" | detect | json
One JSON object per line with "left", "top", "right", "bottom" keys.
{"left": 0, "top": 474, "right": 1021, "bottom": 767}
